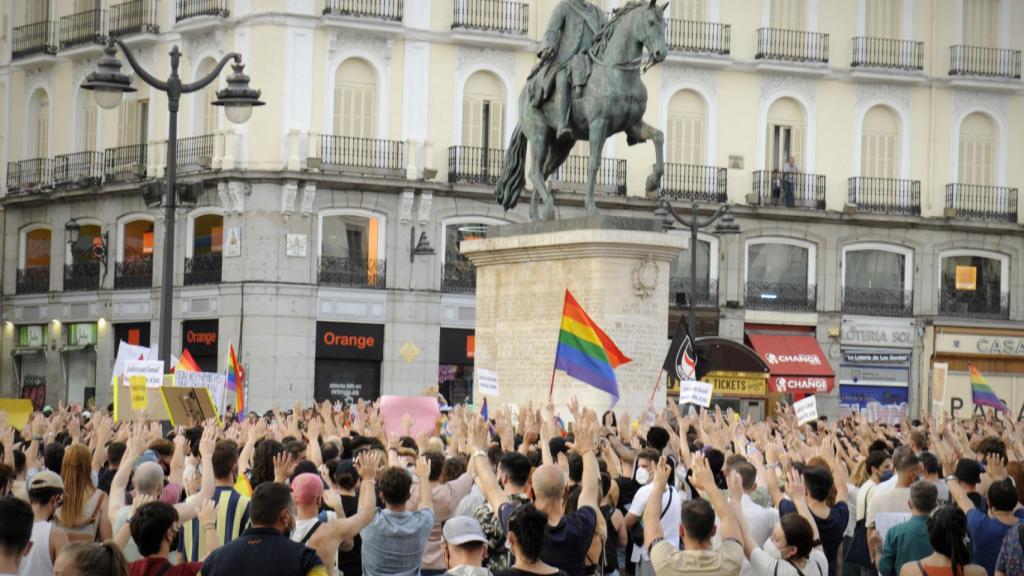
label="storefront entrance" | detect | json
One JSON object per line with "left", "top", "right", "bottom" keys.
{"left": 14, "top": 325, "right": 48, "bottom": 409}
{"left": 314, "top": 322, "right": 384, "bottom": 404}
{"left": 62, "top": 323, "right": 98, "bottom": 407}
{"left": 709, "top": 398, "right": 767, "bottom": 421}
{"left": 439, "top": 328, "right": 475, "bottom": 405}
{"left": 182, "top": 320, "right": 219, "bottom": 373}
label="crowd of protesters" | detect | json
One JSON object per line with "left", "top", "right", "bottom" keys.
{"left": 0, "top": 396, "right": 1023, "bottom": 576}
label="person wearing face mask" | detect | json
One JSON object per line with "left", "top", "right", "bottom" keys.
{"left": 199, "top": 482, "right": 325, "bottom": 576}
{"left": 848, "top": 450, "right": 892, "bottom": 575}
{"left": 20, "top": 471, "right": 69, "bottom": 576}
{"left": 441, "top": 516, "right": 491, "bottom": 576}
{"left": 878, "top": 481, "right": 938, "bottom": 576}
{"left": 949, "top": 462, "right": 1021, "bottom": 576}
{"left": 126, "top": 500, "right": 219, "bottom": 576}
{"left": 473, "top": 452, "right": 533, "bottom": 572}
{"left": 178, "top": 439, "right": 250, "bottom": 563}
{"left": 624, "top": 449, "right": 677, "bottom": 576}
{"left": 867, "top": 448, "right": 920, "bottom": 567}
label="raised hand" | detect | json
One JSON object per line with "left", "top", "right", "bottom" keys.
{"left": 273, "top": 451, "right": 295, "bottom": 484}
{"left": 690, "top": 453, "right": 715, "bottom": 493}
{"left": 654, "top": 455, "right": 672, "bottom": 486}
{"left": 199, "top": 426, "right": 217, "bottom": 460}
{"left": 786, "top": 467, "right": 806, "bottom": 503}
{"left": 414, "top": 455, "right": 431, "bottom": 483}
{"left": 197, "top": 498, "right": 217, "bottom": 527}
{"left": 986, "top": 452, "right": 1008, "bottom": 481}
{"left": 726, "top": 469, "right": 744, "bottom": 503}
{"left": 356, "top": 450, "right": 382, "bottom": 481}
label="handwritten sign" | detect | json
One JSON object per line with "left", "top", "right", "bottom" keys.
{"left": 478, "top": 368, "right": 499, "bottom": 397}
{"left": 379, "top": 395, "right": 440, "bottom": 437}
{"left": 677, "top": 381, "right": 713, "bottom": 408}
{"left": 174, "top": 371, "right": 227, "bottom": 414}
{"left": 794, "top": 395, "right": 819, "bottom": 425}
{"left": 129, "top": 376, "right": 148, "bottom": 411}
{"left": 124, "top": 360, "right": 165, "bottom": 388}
{"left": 0, "top": 399, "right": 34, "bottom": 430}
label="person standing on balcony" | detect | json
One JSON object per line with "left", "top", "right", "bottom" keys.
{"left": 782, "top": 156, "right": 799, "bottom": 208}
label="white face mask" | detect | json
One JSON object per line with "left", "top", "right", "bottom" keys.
{"left": 764, "top": 538, "right": 783, "bottom": 558}
{"left": 635, "top": 467, "right": 651, "bottom": 486}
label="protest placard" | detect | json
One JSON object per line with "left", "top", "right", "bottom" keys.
{"left": 379, "top": 395, "right": 440, "bottom": 437}
{"left": 794, "top": 395, "right": 819, "bottom": 425}
{"left": 478, "top": 369, "right": 499, "bottom": 397}
{"left": 129, "top": 376, "right": 148, "bottom": 411}
{"left": 124, "top": 360, "right": 165, "bottom": 388}
{"left": 175, "top": 371, "right": 227, "bottom": 414}
{"left": 677, "top": 381, "right": 713, "bottom": 408}
{"left": 160, "top": 387, "right": 221, "bottom": 427}
{"left": 0, "top": 399, "right": 33, "bottom": 430}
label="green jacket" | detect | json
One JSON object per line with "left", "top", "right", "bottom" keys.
{"left": 878, "top": 515, "right": 933, "bottom": 576}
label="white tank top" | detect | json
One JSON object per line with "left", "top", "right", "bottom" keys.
{"left": 20, "top": 521, "right": 53, "bottom": 576}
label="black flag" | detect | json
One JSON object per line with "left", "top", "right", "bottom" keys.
{"left": 663, "top": 321, "right": 697, "bottom": 381}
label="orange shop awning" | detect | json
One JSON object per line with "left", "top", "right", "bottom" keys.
{"left": 747, "top": 332, "right": 835, "bottom": 393}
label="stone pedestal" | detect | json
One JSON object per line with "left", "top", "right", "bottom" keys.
{"left": 462, "top": 217, "right": 686, "bottom": 417}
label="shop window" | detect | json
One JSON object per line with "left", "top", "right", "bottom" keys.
{"left": 842, "top": 245, "right": 912, "bottom": 316}
{"left": 318, "top": 211, "right": 385, "bottom": 288}
{"left": 745, "top": 239, "right": 815, "bottom": 311}
{"left": 333, "top": 58, "right": 378, "bottom": 139}
{"left": 462, "top": 71, "right": 505, "bottom": 148}
{"left": 939, "top": 251, "right": 1008, "bottom": 318}
{"left": 314, "top": 322, "right": 384, "bottom": 404}
{"left": 439, "top": 328, "right": 475, "bottom": 405}
{"left": 182, "top": 320, "right": 219, "bottom": 373}
{"left": 666, "top": 90, "right": 706, "bottom": 166}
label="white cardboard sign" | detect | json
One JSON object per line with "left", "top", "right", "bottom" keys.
{"left": 124, "top": 360, "right": 165, "bottom": 388}
{"left": 794, "top": 395, "right": 819, "bottom": 425}
{"left": 174, "top": 371, "right": 227, "bottom": 414}
{"left": 478, "top": 368, "right": 500, "bottom": 397}
{"left": 677, "top": 381, "right": 713, "bottom": 408}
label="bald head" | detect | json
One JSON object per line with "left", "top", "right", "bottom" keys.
{"left": 134, "top": 461, "right": 165, "bottom": 497}
{"left": 532, "top": 464, "right": 566, "bottom": 501}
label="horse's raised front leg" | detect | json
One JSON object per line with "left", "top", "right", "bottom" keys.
{"left": 527, "top": 133, "right": 555, "bottom": 221}
{"left": 628, "top": 121, "right": 665, "bottom": 195}
{"left": 586, "top": 121, "right": 608, "bottom": 214}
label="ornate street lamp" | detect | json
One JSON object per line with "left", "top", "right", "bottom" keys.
{"left": 65, "top": 218, "right": 109, "bottom": 278}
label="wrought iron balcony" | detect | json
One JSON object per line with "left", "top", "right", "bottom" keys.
{"left": 670, "top": 278, "right": 718, "bottom": 308}
{"left": 6, "top": 159, "right": 54, "bottom": 194}
{"left": 949, "top": 45, "right": 1022, "bottom": 79}
{"left": 317, "top": 257, "right": 386, "bottom": 289}
{"left": 323, "top": 0, "right": 403, "bottom": 22}
{"left": 666, "top": 19, "right": 730, "bottom": 55}
{"left": 109, "top": 0, "right": 160, "bottom": 37}
{"left": 662, "top": 164, "right": 727, "bottom": 203}
{"left": 848, "top": 177, "right": 921, "bottom": 216}
{"left": 939, "top": 286, "right": 1009, "bottom": 320}
{"left": 945, "top": 183, "right": 1018, "bottom": 222}
{"left": 13, "top": 21, "right": 58, "bottom": 60}
{"left": 756, "top": 28, "right": 829, "bottom": 64}
{"left": 176, "top": 135, "right": 215, "bottom": 175}
{"left": 64, "top": 262, "right": 101, "bottom": 292}
{"left": 550, "top": 155, "right": 627, "bottom": 196}
{"left": 16, "top": 267, "right": 50, "bottom": 295}
{"left": 114, "top": 257, "right": 153, "bottom": 290}
{"left": 453, "top": 0, "right": 528, "bottom": 34}
{"left": 176, "top": 0, "right": 229, "bottom": 21}
{"left": 184, "top": 253, "right": 223, "bottom": 285}
{"left": 745, "top": 281, "right": 816, "bottom": 312}
{"left": 442, "top": 261, "right": 477, "bottom": 294}
{"left": 448, "top": 146, "right": 505, "bottom": 186}
{"left": 312, "top": 135, "right": 405, "bottom": 177}
{"left": 751, "top": 170, "right": 826, "bottom": 210}
{"left": 54, "top": 152, "right": 104, "bottom": 189}
{"left": 104, "top": 144, "right": 147, "bottom": 183}
{"left": 842, "top": 287, "right": 913, "bottom": 317}
{"left": 59, "top": 9, "right": 106, "bottom": 50}
{"left": 851, "top": 37, "right": 923, "bottom": 71}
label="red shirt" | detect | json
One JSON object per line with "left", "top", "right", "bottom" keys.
{"left": 128, "top": 557, "right": 203, "bottom": 576}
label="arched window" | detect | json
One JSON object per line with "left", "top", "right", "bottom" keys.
{"left": 938, "top": 250, "right": 1008, "bottom": 318}
{"left": 118, "top": 96, "right": 149, "bottom": 147}
{"left": 29, "top": 90, "right": 49, "bottom": 159}
{"left": 441, "top": 218, "right": 505, "bottom": 293}
{"left": 963, "top": 0, "right": 998, "bottom": 47}
{"left": 669, "top": 233, "right": 717, "bottom": 307}
{"left": 765, "top": 97, "right": 804, "bottom": 171}
{"left": 191, "top": 214, "right": 223, "bottom": 256}
{"left": 842, "top": 244, "right": 912, "bottom": 316}
{"left": 462, "top": 71, "right": 505, "bottom": 148}
{"left": 116, "top": 217, "right": 155, "bottom": 289}
{"left": 745, "top": 238, "right": 816, "bottom": 312}
{"left": 64, "top": 222, "right": 103, "bottom": 291}
{"left": 77, "top": 90, "right": 98, "bottom": 152}
{"left": 194, "top": 58, "right": 219, "bottom": 136}
{"left": 958, "top": 112, "right": 996, "bottom": 186}
{"left": 318, "top": 211, "right": 386, "bottom": 289}
{"left": 66, "top": 223, "right": 102, "bottom": 266}
{"left": 865, "top": 0, "right": 899, "bottom": 38}
{"left": 861, "top": 105, "right": 900, "bottom": 179}
{"left": 666, "top": 90, "right": 706, "bottom": 165}
{"left": 770, "top": 0, "right": 805, "bottom": 29}
{"left": 18, "top": 226, "right": 51, "bottom": 294}
{"left": 185, "top": 212, "right": 223, "bottom": 285}
{"left": 333, "top": 58, "right": 378, "bottom": 138}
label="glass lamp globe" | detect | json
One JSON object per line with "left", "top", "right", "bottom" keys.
{"left": 94, "top": 87, "right": 124, "bottom": 110}
{"left": 224, "top": 104, "right": 253, "bottom": 125}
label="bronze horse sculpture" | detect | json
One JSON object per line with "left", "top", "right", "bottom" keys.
{"left": 495, "top": 1, "right": 669, "bottom": 220}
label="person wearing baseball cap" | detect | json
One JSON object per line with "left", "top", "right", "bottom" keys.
{"left": 441, "top": 516, "right": 490, "bottom": 576}
{"left": 20, "top": 471, "right": 69, "bottom": 576}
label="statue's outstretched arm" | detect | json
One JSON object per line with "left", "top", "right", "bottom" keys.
{"left": 540, "top": 4, "right": 567, "bottom": 57}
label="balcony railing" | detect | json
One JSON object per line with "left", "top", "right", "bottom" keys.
{"left": 842, "top": 287, "right": 913, "bottom": 317}
{"left": 54, "top": 151, "right": 104, "bottom": 189}
{"left": 104, "top": 144, "right": 147, "bottom": 183}
{"left": 551, "top": 155, "right": 627, "bottom": 196}
{"left": 448, "top": 146, "right": 504, "bottom": 186}
{"left": 16, "top": 267, "right": 50, "bottom": 295}
{"left": 666, "top": 19, "right": 730, "bottom": 55}
{"left": 184, "top": 253, "right": 222, "bottom": 285}
{"left": 317, "top": 257, "right": 386, "bottom": 289}
{"left": 945, "top": 183, "right": 1018, "bottom": 222}
{"left": 313, "top": 136, "right": 405, "bottom": 177}
{"left": 13, "top": 21, "right": 58, "bottom": 59}
{"left": 851, "top": 37, "right": 923, "bottom": 71}
{"left": 114, "top": 257, "right": 153, "bottom": 290}
{"left": 751, "top": 170, "right": 826, "bottom": 210}
{"left": 323, "top": 0, "right": 404, "bottom": 21}
{"left": 6, "top": 159, "right": 54, "bottom": 194}
{"left": 662, "top": 164, "right": 727, "bottom": 203}
{"left": 756, "top": 28, "right": 829, "bottom": 64}
{"left": 848, "top": 177, "right": 921, "bottom": 216}
{"left": 109, "top": 0, "right": 160, "bottom": 37}
{"left": 452, "top": 0, "right": 528, "bottom": 34}
{"left": 442, "top": 261, "right": 476, "bottom": 294}
{"left": 176, "top": 135, "right": 215, "bottom": 174}
{"left": 745, "top": 281, "right": 817, "bottom": 312}
{"left": 64, "top": 262, "right": 101, "bottom": 292}
{"left": 59, "top": 9, "right": 106, "bottom": 50}
{"left": 670, "top": 278, "right": 718, "bottom": 308}
{"left": 939, "top": 286, "right": 1009, "bottom": 320}
{"left": 949, "top": 45, "right": 1022, "bottom": 79}
{"left": 176, "top": 0, "right": 229, "bottom": 22}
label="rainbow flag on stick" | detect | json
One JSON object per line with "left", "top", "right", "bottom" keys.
{"left": 552, "top": 290, "right": 631, "bottom": 403}
{"left": 175, "top": 349, "right": 201, "bottom": 373}
{"left": 227, "top": 343, "right": 246, "bottom": 421}
{"left": 971, "top": 365, "right": 1008, "bottom": 413}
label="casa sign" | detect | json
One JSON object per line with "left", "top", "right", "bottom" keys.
{"left": 841, "top": 319, "right": 914, "bottom": 348}
{"left": 936, "top": 332, "right": 1024, "bottom": 356}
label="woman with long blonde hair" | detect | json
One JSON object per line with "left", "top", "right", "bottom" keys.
{"left": 56, "top": 444, "right": 112, "bottom": 542}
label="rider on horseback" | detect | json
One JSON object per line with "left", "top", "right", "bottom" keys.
{"left": 529, "top": 0, "right": 607, "bottom": 142}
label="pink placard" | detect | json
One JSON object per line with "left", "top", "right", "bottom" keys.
{"left": 378, "top": 395, "right": 440, "bottom": 437}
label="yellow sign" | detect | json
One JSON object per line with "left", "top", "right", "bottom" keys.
{"left": 705, "top": 371, "right": 767, "bottom": 396}
{"left": 0, "top": 399, "right": 34, "bottom": 431}
{"left": 129, "top": 375, "right": 148, "bottom": 411}
{"left": 955, "top": 265, "right": 977, "bottom": 290}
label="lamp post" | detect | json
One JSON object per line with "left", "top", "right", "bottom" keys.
{"left": 65, "top": 218, "right": 109, "bottom": 279}
{"left": 655, "top": 198, "right": 740, "bottom": 338}
{"left": 81, "top": 38, "right": 263, "bottom": 367}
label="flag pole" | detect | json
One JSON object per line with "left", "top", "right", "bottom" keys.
{"left": 548, "top": 365, "right": 557, "bottom": 402}
{"left": 648, "top": 370, "right": 664, "bottom": 403}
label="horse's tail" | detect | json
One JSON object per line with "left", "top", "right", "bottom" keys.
{"left": 495, "top": 124, "right": 527, "bottom": 211}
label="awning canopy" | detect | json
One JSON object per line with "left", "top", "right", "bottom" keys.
{"left": 694, "top": 337, "right": 770, "bottom": 381}
{"left": 747, "top": 332, "right": 835, "bottom": 393}
{"left": 11, "top": 347, "right": 46, "bottom": 357}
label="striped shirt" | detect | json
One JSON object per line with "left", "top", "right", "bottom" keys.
{"left": 180, "top": 486, "right": 250, "bottom": 562}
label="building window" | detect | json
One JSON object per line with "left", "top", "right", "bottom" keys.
{"left": 963, "top": 0, "right": 998, "bottom": 47}
{"left": 462, "top": 71, "right": 505, "bottom": 148}
{"left": 939, "top": 251, "right": 1008, "bottom": 318}
{"left": 770, "top": 0, "right": 805, "bottom": 30}
{"left": 672, "top": 0, "right": 706, "bottom": 20}
{"left": 669, "top": 235, "right": 716, "bottom": 307}
{"left": 865, "top": 0, "right": 899, "bottom": 38}
{"left": 191, "top": 214, "right": 223, "bottom": 256}
{"left": 318, "top": 211, "right": 386, "bottom": 288}
{"left": 745, "top": 238, "right": 815, "bottom": 311}
{"left": 121, "top": 219, "right": 155, "bottom": 262}
{"left": 861, "top": 105, "right": 900, "bottom": 178}
{"left": 118, "top": 97, "right": 149, "bottom": 147}
{"left": 958, "top": 112, "right": 996, "bottom": 186}
{"left": 195, "top": 59, "right": 219, "bottom": 136}
{"left": 66, "top": 223, "right": 102, "bottom": 266}
{"left": 22, "top": 227, "right": 51, "bottom": 270}
{"left": 29, "top": 90, "right": 49, "bottom": 158}
{"left": 333, "top": 58, "right": 378, "bottom": 138}
{"left": 842, "top": 245, "right": 912, "bottom": 316}
{"left": 441, "top": 219, "right": 503, "bottom": 293}
{"left": 666, "top": 90, "right": 706, "bottom": 165}
{"left": 765, "top": 97, "right": 804, "bottom": 171}
{"left": 78, "top": 91, "right": 97, "bottom": 151}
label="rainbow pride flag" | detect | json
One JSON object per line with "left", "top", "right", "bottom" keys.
{"left": 227, "top": 344, "right": 245, "bottom": 421}
{"left": 554, "top": 290, "right": 631, "bottom": 403}
{"left": 971, "top": 365, "right": 1008, "bottom": 413}
{"left": 175, "top": 349, "right": 201, "bottom": 373}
